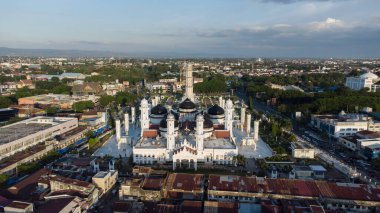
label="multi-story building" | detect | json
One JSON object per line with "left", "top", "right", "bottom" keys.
{"left": 50, "top": 176, "right": 99, "bottom": 206}
{"left": 92, "top": 170, "right": 118, "bottom": 195}
{"left": 0, "top": 116, "right": 78, "bottom": 160}
{"left": 310, "top": 112, "right": 380, "bottom": 138}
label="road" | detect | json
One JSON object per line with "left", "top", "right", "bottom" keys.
{"left": 236, "top": 86, "right": 379, "bottom": 185}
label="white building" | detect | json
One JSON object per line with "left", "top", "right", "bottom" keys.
{"left": 310, "top": 111, "right": 377, "bottom": 138}
{"left": 291, "top": 142, "right": 315, "bottom": 159}
{"left": 0, "top": 116, "right": 78, "bottom": 160}
{"left": 345, "top": 72, "right": 380, "bottom": 92}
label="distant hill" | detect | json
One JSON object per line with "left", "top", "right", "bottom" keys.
{"left": 0, "top": 47, "right": 129, "bottom": 57}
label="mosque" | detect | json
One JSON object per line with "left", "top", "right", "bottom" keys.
{"left": 108, "top": 63, "right": 272, "bottom": 170}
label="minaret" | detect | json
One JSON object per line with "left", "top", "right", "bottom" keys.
{"left": 166, "top": 113, "right": 175, "bottom": 151}
{"left": 124, "top": 113, "right": 129, "bottom": 134}
{"left": 241, "top": 103, "right": 246, "bottom": 130}
{"left": 253, "top": 119, "right": 259, "bottom": 141}
{"left": 115, "top": 119, "right": 121, "bottom": 142}
{"left": 219, "top": 96, "right": 224, "bottom": 108}
{"left": 131, "top": 107, "right": 136, "bottom": 124}
{"left": 185, "top": 63, "right": 194, "bottom": 101}
{"left": 225, "top": 99, "right": 234, "bottom": 132}
{"left": 140, "top": 98, "right": 149, "bottom": 133}
{"left": 196, "top": 114, "right": 204, "bottom": 152}
{"left": 246, "top": 113, "right": 251, "bottom": 134}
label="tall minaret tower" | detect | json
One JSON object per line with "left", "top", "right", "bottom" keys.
{"left": 225, "top": 99, "right": 234, "bottom": 132}
{"left": 253, "top": 119, "right": 259, "bottom": 141}
{"left": 240, "top": 103, "right": 246, "bottom": 130}
{"left": 196, "top": 114, "right": 204, "bottom": 152}
{"left": 140, "top": 98, "right": 149, "bottom": 133}
{"left": 115, "top": 119, "right": 121, "bottom": 142}
{"left": 124, "top": 113, "right": 129, "bottom": 134}
{"left": 185, "top": 63, "right": 194, "bottom": 101}
{"left": 166, "top": 113, "right": 175, "bottom": 151}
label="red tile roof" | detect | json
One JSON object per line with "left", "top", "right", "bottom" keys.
{"left": 208, "top": 175, "right": 380, "bottom": 202}
{"left": 214, "top": 130, "right": 230, "bottom": 138}
{"left": 166, "top": 173, "right": 204, "bottom": 192}
{"left": 143, "top": 129, "right": 158, "bottom": 138}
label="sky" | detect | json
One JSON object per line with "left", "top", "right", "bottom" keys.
{"left": 0, "top": 0, "right": 379, "bottom": 58}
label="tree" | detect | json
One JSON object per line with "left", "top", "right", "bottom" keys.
{"left": 0, "top": 96, "right": 12, "bottom": 108}
{"left": 72, "top": 101, "right": 94, "bottom": 112}
{"left": 51, "top": 76, "right": 60, "bottom": 82}
{"left": 99, "top": 95, "right": 115, "bottom": 108}
{"left": 45, "top": 106, "right": 58, "bottom": 116}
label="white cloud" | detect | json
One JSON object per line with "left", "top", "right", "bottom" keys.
{"left": 308, "top": 17, "right": 345, "bottom": 31}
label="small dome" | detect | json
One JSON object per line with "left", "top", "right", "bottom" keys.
{"left": 179, "top": 98, "right": 196, "bottom": 110}
{"left": 360, "top": 72, "right": 378, "bottom": 79}
{"left": 208, "top": 104, "right": 224, "bottom": 115}
{"left": 151, "top": 104, "right": 167, "bottom": 115}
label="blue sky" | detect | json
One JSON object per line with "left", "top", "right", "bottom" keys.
{"left": 0, "top": 0, "right": 379, "bottom": 57}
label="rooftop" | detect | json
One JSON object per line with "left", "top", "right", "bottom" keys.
{"left": 208, "top": 175, "right": 380, "bottom": 202}
{"left": 165, "top": 173, "right": 204, "bottom": 192}
{"left": 0, "top": 116, "right": 76, "bottom": 144}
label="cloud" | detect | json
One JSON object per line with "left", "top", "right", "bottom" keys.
{"left": 308, "top": 17, "right": 345, "bottom": 31}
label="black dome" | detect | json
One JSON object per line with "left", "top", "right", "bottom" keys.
{"left": 151, "top": 104, "right": 167, "bottom": 115}
{"left": 208, "top": 104, "right": 224, "bottom": 115}
{"left": 159, "top": 112, "right": 179, "bottom": 128}
{"left": 195, "top": 113, "right": 214, "bottom": 129}
{"left": 179, "top": 98, "right": 196, "bottom": 110}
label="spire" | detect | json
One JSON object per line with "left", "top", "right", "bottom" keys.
{"left": 184, "top": 63, "right": 194, "bottom": 101}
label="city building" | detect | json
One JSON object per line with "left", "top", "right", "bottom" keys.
{"left": 71, "top": 82, "right": 103, "bottom": 96}
{"left": 16, "top": 79, "right": 35, "bottom": 89}
{"left": 50, "top": 176, "right": 99, "bottom": 206}
{"left": 33, "top": 72, "right": 86, "bottom": 81}
{"left": 207, "top": 175, "right": 380, "bottom": 212}
{"left": 0, "top": 116, "right": 78, "bottom": 160}
{"left": 310, "top": 111, "right": 380, "bottom": 138}
{"left": 345, "top": 72, "right": 380, "bottom": 92}
{"left": 4, "top": 201, "right": 33, "bottom": 213}
{"left": 92, "top": 170, "right": 118, "bottom": 195}
{"left": 18, "top": 94, "right": 97, "bottom": 109}
{"left": 291, "top": 142, "right": 315, "bottom": 159}
{"left": 339, "top": 130, "right": 380, "bottom": 152}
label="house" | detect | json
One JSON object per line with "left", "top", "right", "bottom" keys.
{"left": 92, "top": 170, "right": 118, "bottom": 195}
{"left": 35, "top": 197, "right": 84, "bottom": 213}
{"left": 16, "top": 80, "right": 35, "bottom": 89}
{"left": 72, "top": 83, "right": 103, "bottom": 96}
{"left": 4, "top": 201, "right": 33, "bottom": 213}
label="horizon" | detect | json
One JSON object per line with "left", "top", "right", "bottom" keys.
{"left": 0, "top": 0, "right": 379, "bottom": 58}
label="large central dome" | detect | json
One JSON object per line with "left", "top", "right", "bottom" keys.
{"left": 179, "top": 98, "right": 197, "bottom": 113}
{"left": 151, "top": 104, "right": 167, "bottom": 115}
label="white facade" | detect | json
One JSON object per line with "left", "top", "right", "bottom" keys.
{"left": 0, "top": 116, "right": 78, "bottom": 160}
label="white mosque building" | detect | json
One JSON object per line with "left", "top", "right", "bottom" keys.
{"left": 99, "top": 63, "right": 272, "bottom": 170}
